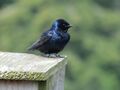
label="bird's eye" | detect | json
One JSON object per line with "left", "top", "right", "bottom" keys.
{"left": 63, "top": 24, "right": 65, "bottom": 26}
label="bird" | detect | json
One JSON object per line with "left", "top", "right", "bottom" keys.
{"left": 28, "top": 19, "right": 72, "bottom": 58}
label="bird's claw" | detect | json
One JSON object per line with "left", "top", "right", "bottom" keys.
{"left": 43, "top": 54, "right": 66, "bottom": 58}
{"left": 56, "top": 54, "right": 65, "bottom": 58}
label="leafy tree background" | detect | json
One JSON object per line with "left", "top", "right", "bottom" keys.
{"left": 0, "top": 0, "right": 120, "bottom": 90}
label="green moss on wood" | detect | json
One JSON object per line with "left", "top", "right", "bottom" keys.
{"left": 0, "top": 52, "right": 67, "bottom": 81}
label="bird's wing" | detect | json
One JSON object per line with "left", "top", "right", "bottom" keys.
{"left": 28, "top": 31, "right": 52, "bottom": 50}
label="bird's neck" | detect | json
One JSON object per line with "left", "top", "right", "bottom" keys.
{"left": 51, "top": 27, "right": 67, "bottom": 33}
{"left": 51, "top": 25, "right": 68, "bottom": 33}
{"left": 51, "top": 26, "right": 60, "bottom": 31}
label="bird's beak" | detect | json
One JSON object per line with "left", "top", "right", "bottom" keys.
{"left": 68, "top": 25, "right": 72, "bottom": 28}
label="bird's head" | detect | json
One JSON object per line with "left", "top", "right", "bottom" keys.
{"left": 52, "top": 19, "right": 72, "bottom": 32}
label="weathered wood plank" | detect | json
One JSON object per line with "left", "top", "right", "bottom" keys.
{"left": 38, "top": 67, "right": 66, "bottom": 90}
{"left": 0, "top": 80, "right": 38, "bottom": 90}
{"left": 0, "top": 51, "right": 67, "bottom": 90}
{"left": 46, "top": 66, "right": 65, "bottom": 90}
{"left": 0, "top": 52, "right": 67, "bottom": 81}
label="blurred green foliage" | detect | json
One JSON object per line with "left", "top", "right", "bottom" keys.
{"left": 0, "top": 0, "right": 120, "bottom": 90}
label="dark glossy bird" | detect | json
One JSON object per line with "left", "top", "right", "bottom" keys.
{"left": 28, "top": 19, "right": 72, "bottom": 57}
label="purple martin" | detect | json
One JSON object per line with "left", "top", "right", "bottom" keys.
{"left": 28, "top": 19, "right": 72, "bottom": 57}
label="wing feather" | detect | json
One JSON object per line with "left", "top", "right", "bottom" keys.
{"left": 28, "top": 31, "right": 52, "bottom": 50}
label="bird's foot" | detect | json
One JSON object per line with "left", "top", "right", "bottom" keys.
{"left": 49, "top": 54, "right": 57, "bottom": 58}
{"left": 43, "top": 54, "right": 67, "bottom": 58}
{"left": 55, "top": 54, "right": 65, "bottom": 58}
{"left": 43, "top": 54, "right": 57, "bottom": 58}
{"left": 51, "top": 54, "right": 67, "bottom": 58}
{"left": 43, "top": 54, "right": 50, "bottom": 57}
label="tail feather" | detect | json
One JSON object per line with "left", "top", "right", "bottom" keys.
{"left": 27, "top": 46, "right": 35, "bottom": 51}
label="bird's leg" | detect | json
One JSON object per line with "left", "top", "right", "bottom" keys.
{"left": 43, "top": 53, "right": 67, "bottom": 58}
{"left": 43, "top": 54, "right": 57, "bottom": 58}
{"left": 43, "top": 54, "right": 50, "bottom": 57}
{"left": 56, "top": 54, "right": 66, "bottom": 58}
{"left": 49, "top": 53, "right": 57, "bottom": 58}
{"left": 46, "top": 53, "right": 65, "bottom": 58}
{"left": 47, "top": 53, "right": 62, "bottom": 58}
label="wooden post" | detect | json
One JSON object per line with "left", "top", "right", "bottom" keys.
{"left": 0, "top": 52, "right": 67, "bottom": 90}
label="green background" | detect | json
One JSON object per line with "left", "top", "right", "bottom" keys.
{"left": 0, "top": 0, "right": 120, "bottom": 90}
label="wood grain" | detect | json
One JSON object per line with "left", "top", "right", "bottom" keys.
{"left": 0, "top": 80, "right": 38, "bottom": 90}
{"left": 0, "top": 52, "right": 67, "bottom": 80}
{"left": 0, "top": 51, "right": 67, "bottom": 90}
{"left": 46, "top": 66, "right": 65, "bottom": 90}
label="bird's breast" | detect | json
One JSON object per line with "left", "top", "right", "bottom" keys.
{"left": 50, "top": 32, "right": 68, "bottom": 46}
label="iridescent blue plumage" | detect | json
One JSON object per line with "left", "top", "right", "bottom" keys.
{"left": 28, "top": 19, "right": 71, "bottom": 57}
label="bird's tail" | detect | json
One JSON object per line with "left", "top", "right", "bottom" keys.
{"left": 28, "top": 47, "right": 35, "bottom": 52}
{"left": 27, "top": 47, "right": 33, "bottom": 51}
{"left": 24, "top": 46, "right": 35, "bottom": 54}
